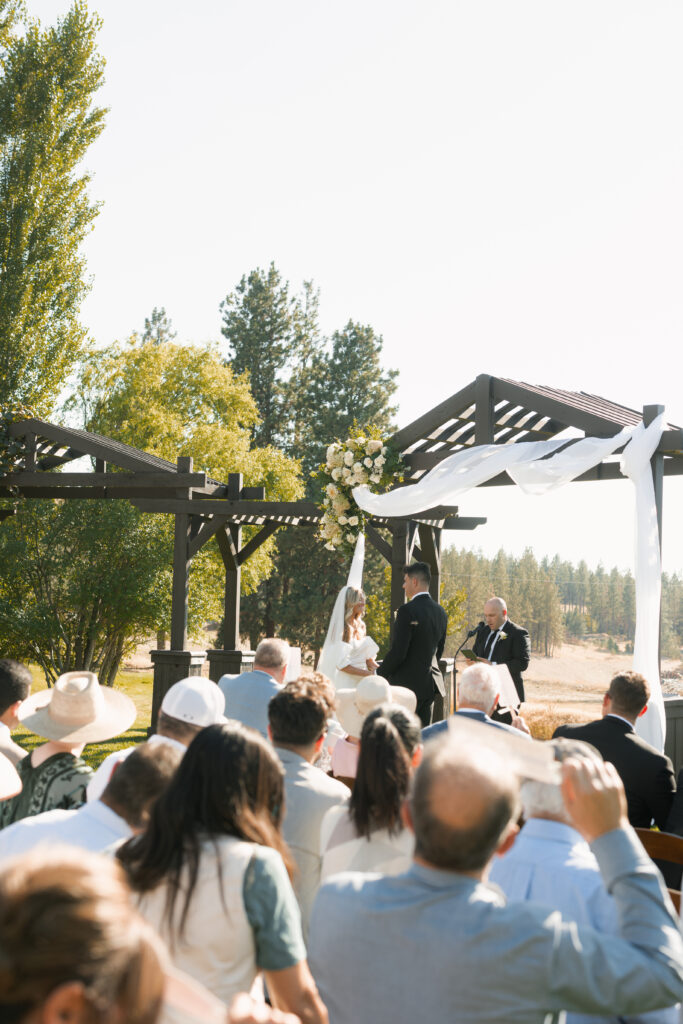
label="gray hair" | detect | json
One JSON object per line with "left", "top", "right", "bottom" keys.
{"left": 458, "top": 663, "right": 498, "bottom": 713}
{"left": 520, "top": 738, "right": 603, "bottom": 822}
{"left": 485, "top": 596, "right": 507, "bottom": 614}
{"left": 254, "top": 638, "right": 290, "bottom": 671}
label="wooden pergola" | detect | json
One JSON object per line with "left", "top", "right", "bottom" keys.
{"left": 1, "top": 417, "right": 481, "bottom": 717}
{"left": 4, "top": 375, "right": 681, "bottom": 720}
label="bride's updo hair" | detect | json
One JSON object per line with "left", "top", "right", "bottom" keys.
{"left": 343, "top": 587, "right": 366, "bottom": 642}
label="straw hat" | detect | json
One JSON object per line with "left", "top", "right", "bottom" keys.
{"left": 336, "top": 675, "right": 418, "bottom": 738}
{"left": 19, "top": 671, "right": 137, "bottom": 744}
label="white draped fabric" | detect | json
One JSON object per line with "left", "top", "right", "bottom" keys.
{"left": 353, "top": 418, "right": 667, "bottom": 749}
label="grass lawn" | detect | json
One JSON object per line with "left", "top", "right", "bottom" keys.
{"left": 14, "top": 668, "right": 154, "bottom": 769}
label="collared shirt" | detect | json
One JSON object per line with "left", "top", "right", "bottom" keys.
{"left": 408, "top": 591, "right": 430, "bottom": 602}
{"left": 87, "top": 733, "right": 186, "bottom": 803}
{"left": 309, "top": 829, "right": 683, "bottom": 1024}
{"left": 489, "top": 819, "right": 677, "bottom": 1024}
{"left": 606, "top": 712, "right": 635, "bottom": 730}
{"left": 219, "top": 669, "right": 282, "bottom": 738}
{"left": 0, "top": 799, "right": 132, "bottom": 861}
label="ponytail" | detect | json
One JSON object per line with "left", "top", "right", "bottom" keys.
{"left": 349, "top": 703, "right": 421, "bottom": 839}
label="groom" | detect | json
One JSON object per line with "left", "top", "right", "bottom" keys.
{"left": 377, "top": 562, "right": 448, "bottom": 727}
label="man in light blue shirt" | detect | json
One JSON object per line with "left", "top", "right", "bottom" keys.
{"left": 309, "top": 732, "right": 683, "bottom": 1024}
{"left": 490, "top": 737, "right": 677, "bottom": 1024}
{"left": 422, "top": 662, "right": 530, "bottom": 743}
{"left": 219, "top": 638, "right": 289, "bottom": 737}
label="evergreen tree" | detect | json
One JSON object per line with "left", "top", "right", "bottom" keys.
{"left": 141, "top": 306, "right": 176, "bottom": 346}
{"left": 220, "top": 263, "right": 300, "bottom": 448}
{"left": 0, "top": 1, "right": 106, "bottom": 415}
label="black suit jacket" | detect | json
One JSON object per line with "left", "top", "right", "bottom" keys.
{"left": 472, "top": 619, "right": 530, "bottom": 702}
{"left": 553, "top": 715, "right": 676, "bottom": 831}
{"left": 377, "top": 593, "right": 448, "bottom": 702}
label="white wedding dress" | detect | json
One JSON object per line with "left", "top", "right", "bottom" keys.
{"left": 317, "top": 535, "right": 379, "bottom": 691}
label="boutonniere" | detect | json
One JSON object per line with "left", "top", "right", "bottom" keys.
{"left": 410, "top": 620, "right": 419, "bottom": 626}
{"left": 499, "top": 632, "right": 507, "bottom": 640}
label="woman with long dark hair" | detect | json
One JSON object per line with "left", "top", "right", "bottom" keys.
{"left": 118, "top": 723, "right": 327, "bottom": 1024}
{"left": 319, "top": 703, "right": 422, "bottom": 880}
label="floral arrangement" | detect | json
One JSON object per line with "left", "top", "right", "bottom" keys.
{"left": 316, "top": 429, "right": 403, "bottom": 555}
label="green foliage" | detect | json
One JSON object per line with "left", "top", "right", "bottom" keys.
{"left": 0, "top": 1, "right": 106, "bottom": 415}
{"left": 220, "top": 263, "right": 302, "bottom": 449}
{"left": 140, "top": 306, "right": 176, "bottom": 346}
{"left": 229, "top": 265, "right": 399, "bottom": 653}
{"left": 441, "top": 546, "right": 683, "bottom": 659}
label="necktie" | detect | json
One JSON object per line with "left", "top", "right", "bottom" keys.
{"left": 485, "top": 629, "right": 498, "bottom": 656}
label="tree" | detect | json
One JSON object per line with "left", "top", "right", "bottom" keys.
{"left": 0, "top": 338, "right": 302, "bottom": 684}
{"left": 220, "top": 263, "right": 301, "bottom": 449}
{"left": 0, "top": 1, "right": 106, "bottom": 415}
{"left": 140, "top": 306, "right": 176, "bottom": 346}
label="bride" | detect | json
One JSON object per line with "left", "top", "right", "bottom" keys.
{"left": 318, "top": 536, "right": 379, "bottom": 690}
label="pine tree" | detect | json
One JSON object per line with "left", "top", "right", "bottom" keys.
{"left": 0, "top": 1, "right": 106, "bottom": 415}
{"left": 141, "top": 306, "right": 176, "bottom": 346}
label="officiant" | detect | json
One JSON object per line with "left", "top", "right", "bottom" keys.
{"left": 468, "top": 597, "right": 530, "bottom": 704}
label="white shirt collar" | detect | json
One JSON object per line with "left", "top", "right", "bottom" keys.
{"left": 606, "top": 712, "right": 635, "bottom": 730}
{"left": 409, "top": 591, "right": 430, "bottom": 602}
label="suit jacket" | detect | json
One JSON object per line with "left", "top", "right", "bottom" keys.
{"left": 377, "top": 593, "right": 448, "bottom": 702}
{"left": 421, "top": 708, "right": 527, "bottom": 743}
{"left": 553, "top": 715, "right": 676, "bottom": 831}
{"left": 218, "top": 669, "right": 282, "bottom": 738}
{"left": 472, "top": 618, "right": 530, "bottom": 702}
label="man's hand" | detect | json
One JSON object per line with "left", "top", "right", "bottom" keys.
{"left": 510, "top": 712, "right": 531, "bottom": 735}
{"left": 229, "top": 993, "right": 301, "bottom": 1024}
{"left": 561, "top": 756, "right": 629, "bottom": 843}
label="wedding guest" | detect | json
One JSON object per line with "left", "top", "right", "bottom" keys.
{"left": 320, "top": 702, "right": 422, "bottom": 880}
{"left": 219, "top": 639, "right": 290, "bottom": 737}
{"left": 0, "top": 847, "right": 165, "bottom": 1024}
{"left": 0, "top": 658, "right": 32, "bottom": 766}
{"left": 0, "top": 671, "right": 136, "bottom": 829}
{"left": 87, "top": 675, "right": 226, "bottom": 802}
{"left": 268, "top": 676, "right": 349, "bottom": 941}
{"left": 331, "top": 675, "right": 416, "bottom": 786}
{"left": 118, "top": 722, "right": 327, "bottom": 1024}
{"left": 0, "top": 741, "right": 182, "bottom": 860}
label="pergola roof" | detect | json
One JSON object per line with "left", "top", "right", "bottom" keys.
{"left": 392, "top": 375, "right": 683, "bottom": 482}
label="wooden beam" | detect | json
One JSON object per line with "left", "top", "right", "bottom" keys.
{"left": 418, "top": 524, "right": 442, "bottom": 600}
{"left": 129, "top": 497, "right": 321, "bottom": 517}
{"left": 0, "top": 471, "right": 208, "bottom": 490}
{"left": 222, "top": 474, "right": 243, "bottom": 649}
{"left": 365, "top": 523, "right": 392, "bottom": 563}
{"left": 442, "top": 516, "right": 487, "bottom": 529}
{"left": 215, "top": 525, "right": 238, "bottom": 570}
{"left": 170, "top": 457, "right": 194, "bottom": 651}
{"left": 236, "top": 521, "right": 281, "bottom": 566}
{"left": 491, "top": 379, "right": 626, "bottom": 437}
{"left": 474, "top": 374, "right": 495, "bottom": 445}
{"left": 188, "top": 515, "right": 231, "bottom": 558}
{"left": 389, "top": 380, "right": 478, "bottom": 452}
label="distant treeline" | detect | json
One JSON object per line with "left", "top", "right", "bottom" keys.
{"left": 441, "top": 548, "right": 683, "bottom": 659}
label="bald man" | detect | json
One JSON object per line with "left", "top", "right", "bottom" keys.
{"left": 309, "top": 735, "right": 683, "bottom": 1023}
{"left": 469, "top": 596, "right": 530, "bottom": 703}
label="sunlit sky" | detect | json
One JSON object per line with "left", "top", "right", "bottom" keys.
{"left": 30, "top": 0, "right": 683, "bottom": 574}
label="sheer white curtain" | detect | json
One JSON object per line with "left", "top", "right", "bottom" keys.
{"left": 353, "top": 420, "right": 667, "bottom": 749}
{"left": 316, "top": 534, "right": 366, "bottom": 685}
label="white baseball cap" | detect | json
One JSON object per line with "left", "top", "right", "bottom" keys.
{"left": 161, "top": 677, "right": 226, "bottom": 727}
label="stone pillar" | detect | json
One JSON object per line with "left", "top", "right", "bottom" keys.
{"left": 150, "top": 649, "right": 206, "bottom": 733}
{"left": 206, "top": 649, "right": 255, "bottom": 682}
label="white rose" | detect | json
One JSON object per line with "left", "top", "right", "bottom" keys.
{"left": 353, "top": 462, "right": 363, "bottom": 472}
{"left": 326, "top": 483, "right": 337, "bottom": 497}
{"left": 325, "top": 542, "right": 336, "bottom": 550}
{"left": 344, "top": 451, "right": 354, "bottom": 466}
{"left": 346, "top": 534, "right": 355, "bottom": 544}
{"left": 363, "top": 458, "right": 372, "bottom": 468}
{"left": 326, "top": 444, "right": 339, "bottom": 460}
{"left": 338, "top": 515, "right": 348, "bottom": 525}
{"left": 367, "top": 439, "right": 382, "bottom": 454}
{"left": 381, "top": 446, "right": 388, "bottom": 454}
{"left": 331, "top": 468, "right": 342, "bottom": 481}
{"left": 348, "top": 516, "right": 359, "bottom": 526}
{"left": 374, "top": 455, "right": 385, "bottom": 467}
{"left": 341, "top": 467, "right": 352, "bottom": 482}
{"left": 370, "top": 472, "right": 381, "bottom": 483}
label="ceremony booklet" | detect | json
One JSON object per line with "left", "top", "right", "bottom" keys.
{"left": 446, "top": 714, "right": 561, "bottom": 785}
{"left": 461, "top": 648, "right": 477, "bottom": 661}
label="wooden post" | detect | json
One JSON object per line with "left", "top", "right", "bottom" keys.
{"left": 418, "top": 524, "right": 442, "bottom": 600}
{"left": 170, "top": 456, "right": 193, "bottom": 651}
{"left": 389, "top": 522, "right": 410, "bottom": 638}
{"left": 643, "top": 404, "right": 665, "bottom": 674}
{"left": 223, "top": 473, "right": 242, "bottom": 649}
{"left": 474, "top": 374, "right": 495, "bottom": 446}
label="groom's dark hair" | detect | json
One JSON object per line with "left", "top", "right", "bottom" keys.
{"left": 404, "top": 562, "right": 431, "bottom": 586}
